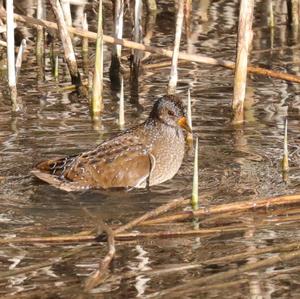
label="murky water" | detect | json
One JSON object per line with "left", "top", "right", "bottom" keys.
{"left": 1, "top": 0, "right": 300, "bottom": 298}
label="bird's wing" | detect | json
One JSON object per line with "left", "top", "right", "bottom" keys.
{"left": 33, "top": 133, "right": 154, "bottom": 190}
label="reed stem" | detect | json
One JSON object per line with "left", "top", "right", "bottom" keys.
{"left": 92, "top": 0, "right": 104, "bottom": 117}
{"left": 192, "top": 137, "right": 199, "bottom": 210}
{"left": 232, "top": 0, "right": 254, "bottom": 123}
{"left": 167, "top": 0, "right": 184, "bottom": 95}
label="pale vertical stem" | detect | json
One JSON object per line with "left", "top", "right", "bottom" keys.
{"left": 192, "top": 137, "right": 199, "bottom": 210}
{"left": 49, "top": 0, "right": 81, "bottom": 86}
{"left": 6, "top": 0, "right": 22, "bottom": 111}
{"left": 184, "top": 0, "right": 192, "bottom": 39}
{"left": 167, "top": 0, "right": 184, "bottom": 95}
{"left": 268, "top": 0, "right": 275, "bottom": 28}
{"left": 92, "top": 0, "right": 104, "bottom": 116}
{"left": 130, "top": 0, "right": 143, "bottom": 104}
{"left": 133, "top": 0, "right": 143, "bottom": 64}
{"left": 82, "top": 13, "right": 88, "bottom": 53}
{"left": 146, "top": 0, "right": 157, "bottom": 12}
{"left": 119, "top": 76, "right": 125, "bottom": 128}
{"left": 16, "top": 39, "right": 26, "bottom": 80}
{"left": 232, "top": 0, "right": 254, "bottom": 123}
{"left": 292, "top": 0, "right": 299, "bottom": 25}
{"left": 115, "top": 0, "right": 124, "bottom": 59}
{"left": 36, "top": 0, "right": 45, "bottom": 82}
{"left": 186, "top": 88, "right": 193, "bottom": 144}
{"left": 61, "top": 0, "right": 72, "bottom": 27}
{"left": 54, "top": 55, "right": 59, "bottom": 81}
{"left": 82, "top": 13, "right": 89, "bottom": 76}
{"left": 109, "top": 0, "right": 123, "bottom": 93}
{"left": 282, "top": 118, "right": 289, "bottom": 172}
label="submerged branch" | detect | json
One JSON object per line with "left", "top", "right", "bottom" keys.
{"left": 84, "top": 221, "right": 115, "bottom": 290}
{"left": 142, "top": 193, "right": 300, "bottom": 225}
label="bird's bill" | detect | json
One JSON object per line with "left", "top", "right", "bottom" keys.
{"left": 177, "top": 117, "right": 192, "bottom": 132}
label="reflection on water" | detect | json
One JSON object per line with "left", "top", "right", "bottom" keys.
{"left": 1, "top": 0, "right": 300, "bottom": 298}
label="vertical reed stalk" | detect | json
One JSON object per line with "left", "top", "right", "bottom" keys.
{"left": 167, "top": 0, "right": 184, "bottom": 95}
{"left": 15, "top": 39, "right": 26, "bottom": 80}
{"left": 82, "top": 13, "right": 89, "bottom": 76}
{"left": 130, "top": 0, "right": 143, "bottom": 104}
{"left": 282, "top": 118, "right": 289, "bottom": 172}
{"left": 268, "top": 0, "right": 275, "bottom": 28}
{"left": 115, "top": 0, "right": 124, "bottom": 60}
{"left": 109, "top": 0, "right": 123, "bottom": 93}
{"left": 232, "top": 0, "right": 254, "bottom": 123}
{"left": 146, "top": 0, "right": 157, "bottom": 12}
{"left": 61, "top": 0, "right": 72, "bottom": 27}
{"left": 291, "top": 0, "right": 299, "bottom": 25}
{"left": 36, "top": 0, "right": 45, "bottom": 82}
{"left": 92, "top": 0, "right": 104, "bottom": 117}
{"left": 186, "top": 88, "right": 193, "bottom": 145}
{"left": 192, "top": 137, "right": 199, "bottom": 210}
{"left": 54, "top": 55, "right": 59, "bottom": 81}
{"left": 119, "top": 76, "right": 125, "bottom": 128}
{"left": 184, "top": 0, "right": 192, "bottom": 39}
{"left": 6, "top": 0, "right": 22, "bottom": 111}
{"left": 49, "top": 0, "right": 81, "bottom": 87}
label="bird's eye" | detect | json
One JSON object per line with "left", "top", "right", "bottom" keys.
{"left": 168, "top": 110, "right": 175, "bottom": 116}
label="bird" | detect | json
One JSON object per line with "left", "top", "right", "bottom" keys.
{"left": 32, "top": 95, "right": 192, "bottom": 192}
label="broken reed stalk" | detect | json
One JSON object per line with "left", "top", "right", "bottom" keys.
{"left": 6, "top": 11, "right": 300, "bottom": 85}
{"left": 232, "top": 0, "right": 254, "bottom": 123}
{"left": 142, "top": 193, "right": 300, "bottom": 225}
{"left": 191, "top": 137, "right": 199, "bottom": 210}
{"left": 15, "top": 39, "right": 26, "bottom": 80}
{"left": 282, "top": 118, "right": 289, "bottom": 172}
{"left": 119, "top": 76, "right": 125, "bottom": 128}
{"left": 92, "top": 0, "right": 104, "bottom": 117}
{"left": 6, "top": 0, "right": 22, "bottom": 111}
{"left": 3, "top": 211, "right": 300, "bottom": 245}
{"left": 84, "top": 221, "right": 115, "bottom": 290}
{"left": 49, "top": 0, "right": 81, "bottom": 87}
{"left": 167, "top": 0, "right": 184, "bottom": 95}
{"left": 114, "top": 196, "right": 188, "bottom": 234}
{"left": 146, "top": 248, "right": 300, "bottom": 298}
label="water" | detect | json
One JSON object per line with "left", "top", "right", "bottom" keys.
{"left": 1, "top": 0, "right": 300, "bottom": 298}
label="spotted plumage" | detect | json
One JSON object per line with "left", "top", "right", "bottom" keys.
{"left": 32, "top": 95, "right": 191, "bottom": 191}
